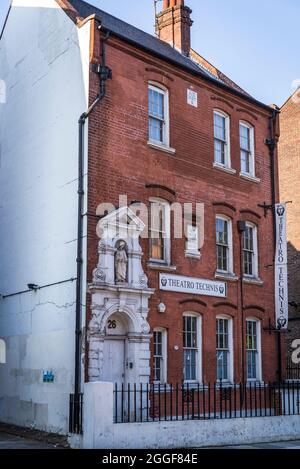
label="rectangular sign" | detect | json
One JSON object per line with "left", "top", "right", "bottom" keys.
{"left": 159, "top": 273, "right": 226, "bottom": 298}
{"left": 275, "top": 203, "right": 288, "bottom": 329}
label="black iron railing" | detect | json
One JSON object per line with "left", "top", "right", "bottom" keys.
{"left": 69, "top": 393, "right": 83, "bottom": 434}
{"left": 286, "top": 358, "right": 300, "bottom": 381}
{"left": 113, "top": 381, "right": 300, "bottom": 423}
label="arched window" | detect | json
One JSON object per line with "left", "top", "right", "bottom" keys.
{"left": 213, "top": 110, "right": 231, "bottom": 168}
{"left": 183, "top": 313, "right": 202, "bottom": 383}
{"left": 153, "top": 328, "right": 167, "bottom": 384}
{"left": 148, "top": 82, "right": 170, "bottom": 147}
{"left": 239, "top": 121, "right": 255, "bottom": 177}
{"left": 242, "top": 222, "right": 258, "bottom": 278}
{"left": 149, "top": 198, "right": 171, "bottom": 264}
{"left": 216, "top": 315, "right": 234, "bottom": 382}
{"left": 216, "top": 215, "right": 233, "bottom": 274}
{"left": 246, "top": 318, "right": 262, "bottom": 381}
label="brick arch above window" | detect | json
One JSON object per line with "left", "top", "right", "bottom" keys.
{"left": 213, "top": 202, "right": 236, "bottom": 219}
{"left": 179, "top": 298, "right": 207, "bottom": 308}
{"left": 239, "top": 209, "right": 261, "bottom": 225}
{"left": 213, "top": 301, "right": 238, "bottom": 311}
{"left": 237, "top": 108, "right": 258, "bottom": 122}
{"left": 146, "top": 184, "right": 177, "bottom": 203}
{"left": 145, "top": 68, "right": 174, "bottom": 87}
{"left": 213, "top": 201, "right": 236, "bottom": 213}
{"left": 211, "top": 95, "right": 234, "bottom": 110}
{"left": 244, "top": 307, "right": 265, "bottom": 323}
{"left": 244, "top": 305, "right": 265, "bottom": 313}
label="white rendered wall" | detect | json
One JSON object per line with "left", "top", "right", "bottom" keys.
{"left": 75, "top": 382, "right": 300, "bottom": 449}
{"left": 0, "top": 0, "right": 90, "bottom": 434}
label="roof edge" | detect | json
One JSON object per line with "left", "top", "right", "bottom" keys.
{"left": 108, "top": 28, "right": 275, "bottom": 113}
{"left": 55, "top": 0, "right": 83, "bottom": 24}
{"left": 57, "top": 0, "right": 274, "bottom": 113}
{"left": 281, "top": 87, "right": 300, "bottom": 109}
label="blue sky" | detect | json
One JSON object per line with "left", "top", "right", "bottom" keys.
{"left": 0, "top": 0, "right": 299, "bottom": 106}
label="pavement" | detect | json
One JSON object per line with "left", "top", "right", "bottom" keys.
{"left": 211, "top": 440, "right": 300, "bottom": 449}
{"left": 0, "top": 430, "right": 300, "bottom": 449}
{"left": 0, "top": 431, "right": 62, "bottom": 449}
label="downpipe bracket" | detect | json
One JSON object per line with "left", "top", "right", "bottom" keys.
{"left": 91, "top": 63, "right": 112, "bottom": 81}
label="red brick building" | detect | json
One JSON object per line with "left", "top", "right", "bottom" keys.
{"left": 278, "top": 89, "right": 300, "bottom": 355}
{"left": 63, "top": 0, "right": 282, "bottom": 386}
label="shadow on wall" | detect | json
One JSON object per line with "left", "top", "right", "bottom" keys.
{"left": 0, "top": 339, "right": 6, "bottom": 364}
{"left": 286, "top": 242, "right": 300, "bottom": 355}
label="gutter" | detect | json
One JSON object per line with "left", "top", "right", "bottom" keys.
{"left": 98, "top": 27, "right": 274, "bottom": 114}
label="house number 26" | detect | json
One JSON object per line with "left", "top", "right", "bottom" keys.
{"left": 108, "top": 320, "right": 117, "bottom": 329}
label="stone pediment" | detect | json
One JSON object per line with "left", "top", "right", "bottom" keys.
{"left": 92, "top": 206, "right": 149, "bottom": 290}
{"left": 97, "top": 206, "right": 145, "bottom": 240}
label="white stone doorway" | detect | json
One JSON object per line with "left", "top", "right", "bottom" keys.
{"left": 102, "top": 312, "right": 129, "bottom": 385}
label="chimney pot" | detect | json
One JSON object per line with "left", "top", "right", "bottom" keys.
{"left": 156, "top": 0, "right": 192, "bottom": 56}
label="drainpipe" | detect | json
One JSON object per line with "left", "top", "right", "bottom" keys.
{"left": 267, "top": 108, "right": 280, "bottom": 248}
{"left": 266, "top": 108, "right": 281, "bottom": 382}
{"left": 74, "top": 25, "right": 112, "bottom": 398}
{"left": 237, "top": 221, "right": 247, "bottom": 386}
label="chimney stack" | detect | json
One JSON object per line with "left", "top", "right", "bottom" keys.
{"left": 156, "top": 0, "right": 193, "bottom": 57}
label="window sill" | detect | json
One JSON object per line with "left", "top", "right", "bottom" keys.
{"left": 147, "top": 140, "right": 176, "bottom": 155}
{"left": 183, "top": 381, "right": 203, "bottom": 389}
{"left": 246, "top": 379, "right": 264, "bottom": 385}
{"left": 239, "top": 172, "right": 261, "bottom": 183}
{"left": 147, "top": 262, "right": 177, "bottom": 272}
{"left": 216, "top": 381, "right": 235, "bottom": 388}
{"left": 243, "top": 276, "right": 264, "bottom": 286}
{"left": 213, "top": 162, "right": 236, "bottom": 175}
{"left": 185, "top": 251, "right": 201, "bottom": 260}
{"left": 215, "top": 271, "right": 239, "bottom": 282}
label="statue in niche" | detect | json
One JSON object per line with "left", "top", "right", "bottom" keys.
{"left": 115, "top": 240, "right": 128, "bottom": 283}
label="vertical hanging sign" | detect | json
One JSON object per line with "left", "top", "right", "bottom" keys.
{"left": 274, "top": 203, "right": 288, "bottom": 329}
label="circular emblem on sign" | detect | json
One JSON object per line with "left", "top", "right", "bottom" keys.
{"left": 219, "top": 286, "right": 225, "bottom": 295}
{"left": 161, "top": 277, "right": 168, "bottom": 287}
{"left": 277, "top": 317, "right": 287, "bottom": 329}
{"left": 277, "top": 205, "right": 285, "bottom": 217}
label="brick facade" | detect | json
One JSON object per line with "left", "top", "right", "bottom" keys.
{"left": 278, "top": 90, "right": 300, "bottom": 355}
{"left": 84, "top": 17, "right": 282, "bottom": 384}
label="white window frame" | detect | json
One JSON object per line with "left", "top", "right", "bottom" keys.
{"left": 216, "top": 315, "right": 234, "bottom": 383}
{"left": 149, "top": 198, "right": 171, "bottom": 265}
{"left": 239, "top": 121, "right": 255, "bottom": 177}
{"left": 246, "top": 318, "right": 262, "bottom": 382}
{"left": 216, "top": 215, "right": 234, "bottom": 275}
{"left": 213, "top": 110, "right": 231, "bottom": 169}
{"left": 243, "top": 222, "right": 259, "bottom": 279}
{"left": 153, "top": 328, "right": 167, "bottom": 384}
{"left": 183, "top": 312, "right": 202, "bottom": 384}
{"left": 148, "top": 82, "right": 170, "bottom": 148}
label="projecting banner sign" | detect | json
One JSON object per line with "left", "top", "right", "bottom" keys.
{"left": 159, "top": 273, "right": 227, "bottom": 298}
{"left": 275, "top": 203, "right": 288, "bottom": 329}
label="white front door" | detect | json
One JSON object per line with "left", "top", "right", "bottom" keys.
{"left": 102, "top": 338, "right": 125, "bottom": 384}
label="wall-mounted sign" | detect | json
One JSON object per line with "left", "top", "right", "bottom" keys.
{"left": 159, "top": 273, "right": 226, "bottom": 298}
{"left": 187, "top": 89, "right": 198, "bottom": 108}
{"left": 275, "top": 203, "right": 288, "bottom": 329}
